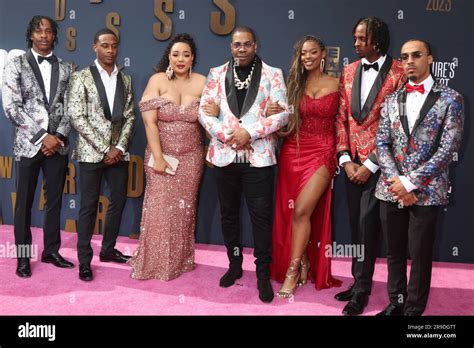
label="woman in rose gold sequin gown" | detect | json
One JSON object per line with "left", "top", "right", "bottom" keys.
{"left": 129, "top": 34, "right": 211, "bottom": 281}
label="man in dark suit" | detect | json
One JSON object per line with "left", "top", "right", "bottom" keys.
{"left": 334, "top": 17, "right": 405, "bottom": 315}
{"left": 375, "top": 39, "right": 464, "bottom": 316}
{"left": 68, "top": 28, "right": 135, "bottom": 281}
{"left": 2, "top": 15, "right": 74, "bottom": 277}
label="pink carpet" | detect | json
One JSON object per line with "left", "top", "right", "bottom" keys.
{"left": 0, "top": 225, "right": 472, "bottom": 315}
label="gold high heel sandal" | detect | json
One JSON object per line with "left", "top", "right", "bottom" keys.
{"left": 297, "top": 254, "right": 310, "bottom": 287}
{"left": 276, "top": 258, "right": 301, "bottom": 298}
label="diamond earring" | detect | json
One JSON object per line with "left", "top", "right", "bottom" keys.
{"left": 166, "top": 64, "right": 174, "bottom": 80}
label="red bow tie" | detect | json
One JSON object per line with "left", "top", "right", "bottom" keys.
{"left": 406, "top": 83, "right": 425, "bottom": 94}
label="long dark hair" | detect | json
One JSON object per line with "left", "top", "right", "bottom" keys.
{"left": 155, "top": 33, "right": 197, "bottom": 77}
{"left": 26, "top": 15, "right": 59, "bottom": 49}
{"left": 353, "top": 17, "right": 390, "bottom": 55}
{"left": 279, "top": 35, "right": 326, "bottom": 138}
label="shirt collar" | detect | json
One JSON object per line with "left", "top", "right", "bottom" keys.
{"left": 31, "top": 48, "right": 53, "bottom": 62}
{"left": 408, "top": 75, "right": 435, "bottom": 94}
{"left": 361, "top": 54, "right": 386, "bottom": 70}
{"left": 94, "top": 59, "right": 118, "bottom": 76}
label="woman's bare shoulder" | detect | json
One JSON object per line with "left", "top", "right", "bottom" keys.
{"left": 148, "top": 72, "right": 167, "bottom": 84}
{"left": 324, "top": 75, "right": 340, "bottom": 91}
{"left": 191, "top": 73, "right": 208, "bottom": 92}
{"left": 141, "top": 73, "right": 167, "bottom": 101}
{"left": 192, "top": 72, "right": 207, "bottom": 83}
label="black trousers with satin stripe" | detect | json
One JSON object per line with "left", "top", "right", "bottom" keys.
{"left": 345, "top": 161, "right": 381, "bottom": 295}
{"left": 380, "top": 200, "right": 439, "bottom": 315}
{"left": 214, "top": 163, "right": 274, "bottom": 280}
{"left": 14, "top": 150, "right": 68, "bottom": 257}
{"left": 77, "top": 161, "right": 128, "bottom": 265}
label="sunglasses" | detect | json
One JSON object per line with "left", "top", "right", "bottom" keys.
{"left": 231, "top": 41, "right": 255, "bottom": 50}
{"left": 400, "top": 52, "right": 427, "bottom": 61}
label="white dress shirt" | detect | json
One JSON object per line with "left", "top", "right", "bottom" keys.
{"left": 95, "top": 59, "right": 118, "bottom": 115}
{"left": 399, "top": 75, "right": 435, "bottom": 193}
{"left": 406, "top": 75, "right": 435, "bottom": 133}
{"left": 31, "top": 49, "right": 53, "bottom": 145}
{"left": 360, "top": 55, "right": 386, "bottom": 108}
{"left": 339, "top": 55, "right": 387, "bottom": 173}
{"left": 94, "top": 59, "right": 125, "bottom": 155}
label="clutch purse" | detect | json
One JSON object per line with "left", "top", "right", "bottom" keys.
{"left": 147, "top": 153, "right": 179, "bottom": 175}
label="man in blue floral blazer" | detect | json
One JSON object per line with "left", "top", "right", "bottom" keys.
{"left": 375, "top": 39, "right": 464, "bottom": 316}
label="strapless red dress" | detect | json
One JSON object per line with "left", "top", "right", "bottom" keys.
{"left": 270, "top": 92, "right": 342, "bottom": 290}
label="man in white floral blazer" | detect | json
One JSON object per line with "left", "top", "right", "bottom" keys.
{"left": 198, "top": 26, "right": 288, "bottom": 303}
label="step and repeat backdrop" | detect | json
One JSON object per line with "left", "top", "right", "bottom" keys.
{"left": 0, "top": 0, "right": 472, "bottom": 263}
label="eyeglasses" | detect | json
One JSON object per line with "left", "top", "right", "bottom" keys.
{"left": 400, "top": 52, "right": 427, "bottom": 61}
{"left": 231, "top": 41, "right": 255, "bottom": 50}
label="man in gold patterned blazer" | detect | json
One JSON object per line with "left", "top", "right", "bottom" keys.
{"left": 68, "top": 28, "right": 135, "bottom": 281}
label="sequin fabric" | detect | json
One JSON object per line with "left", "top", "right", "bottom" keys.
{"left": 129, "top": 96, "right": 204, "bottom": 281}
{"left": 287, "top": 92, "right": 339, "bottom": 175}
{"left": 298, "top": 93, "right": 338, "bottom": 139}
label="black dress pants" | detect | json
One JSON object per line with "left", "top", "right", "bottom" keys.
{"left": 214, "top": 163, "right": 274, "bottom": 280}
{"left": 345, "top": 159, "right": 381, "bottom": 295}
{"left": 77, "top": 161, "right": 128, "bottom": 265}
{"left": 380, "top": 200, "right": 439, "bottom": 315}
{"left": 14, "top": 150, "right": 68, "bottom": 257}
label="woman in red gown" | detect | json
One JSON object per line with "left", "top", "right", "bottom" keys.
{"left": 269, "top": 36, "right": 342, "bottom": 297}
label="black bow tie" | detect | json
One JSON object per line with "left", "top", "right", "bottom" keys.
{"left": 363, "top": 62, "right": 379, "bottom": 71}
{"left": 37, "top": 55, "right": 57, "bottom": 64}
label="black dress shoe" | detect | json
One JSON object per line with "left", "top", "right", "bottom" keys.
{"left": 219, "top": 265, "right": 243, "bottom": 287}
{"left": 405, "top": 311, "right": 422, "bottom": 316}
{"left": 257, "top": 279, "right": 274, "bottom": 303}
{"left": 79, "top": 264, "right": 93, "bottom": 281}
{"left": 41, "top": 252, "right": 74, "bottom": 268}
{"left": 376, "top": 303, "right": 404, "bottom": 316}
{"left": 342, "top": 292, "right": 369, "bottom": 316}
{"left": 16, "top": 258, "right": 31, "bottom": 278}
{"left": 99, "top": 249, "right": 131, "bottom": 263}
{"left": 335, "top": 284, "right": 355, "bottom": 301}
